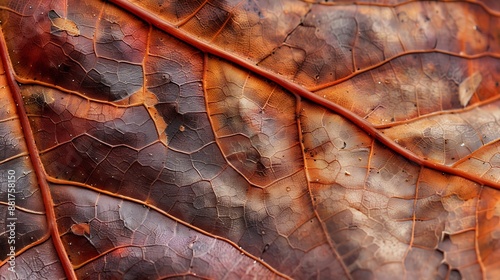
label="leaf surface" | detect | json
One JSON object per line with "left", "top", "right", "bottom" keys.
{"left": 1, "top": 0, "right": 500, "bottom": 279}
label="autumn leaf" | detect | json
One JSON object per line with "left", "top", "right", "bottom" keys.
{"left": 1, "top": 0, "right": 500, "bottom": 279}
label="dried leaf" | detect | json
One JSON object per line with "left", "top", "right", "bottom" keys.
{"left": 1, "top": 0, "right": 500, "bottom": 279}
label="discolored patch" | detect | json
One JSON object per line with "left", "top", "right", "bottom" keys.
{"left": 70, "top": 223, "right": 90, "bottom": 236}
{"left": 459, "top": 71, "right": 482, "bottom": 107}
{"left": 48, "top": 10, "right": 80, "bottom": 37}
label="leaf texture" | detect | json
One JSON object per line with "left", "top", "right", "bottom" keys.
{"left": 1, "top": 0, "right": 500, "bottom": 279}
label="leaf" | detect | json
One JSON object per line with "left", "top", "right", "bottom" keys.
{"left": 1, "top": 0, "right": 500, "bottom": 279}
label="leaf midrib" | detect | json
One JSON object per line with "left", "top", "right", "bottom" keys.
{"left": 109, "top": 0, "right": 500, "bottom": 190}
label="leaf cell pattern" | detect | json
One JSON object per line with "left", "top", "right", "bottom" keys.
{"left": 1, "top": 0, "right": 500, "bottom": 279}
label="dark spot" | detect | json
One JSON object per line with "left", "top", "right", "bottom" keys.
{"left": 256, "top": 160, "right": 269, "bottom": 177}
{"left": 262, "top": 244, "right": 270, "bottom": 253}
{"left": 60, "top": 64, "right": 71, "bottom": 73}
{"left": 26, "top": 93, "right": 47, "bottom": 110}
{"left": 33, "top": 93, "right": 45, "bottom": 106}
{"left": 450, "top": 269, "right": 462, "bottom": 280}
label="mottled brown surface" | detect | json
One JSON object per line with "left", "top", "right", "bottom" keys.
{"left": 1, "top": 0, "right": 500, "bottom": 279}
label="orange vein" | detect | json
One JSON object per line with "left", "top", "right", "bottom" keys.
{"left": 109, "top": 0, "right": 500, "bottom": 190}
{"left": 45, "top": 175, "right": 293, "bottom": 280}
{"left": 308, "top": 50, "right": 500, "bottom": 92}
{"left": 295, "top": 96, "right": 352, "bottom": 279}
{"left": 0, "top": 28, "right": 77, "bottom": 280}
{"left": 475, "top": 186, "right": 486, "bottom": 277}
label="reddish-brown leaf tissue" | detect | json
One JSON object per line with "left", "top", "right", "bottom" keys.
{"left": 1, "top": 0, "right": 500, "bottom": 279}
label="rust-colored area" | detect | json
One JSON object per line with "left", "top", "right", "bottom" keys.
{"left": 1, "top": 0, "right": 500, "bottom": 279}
